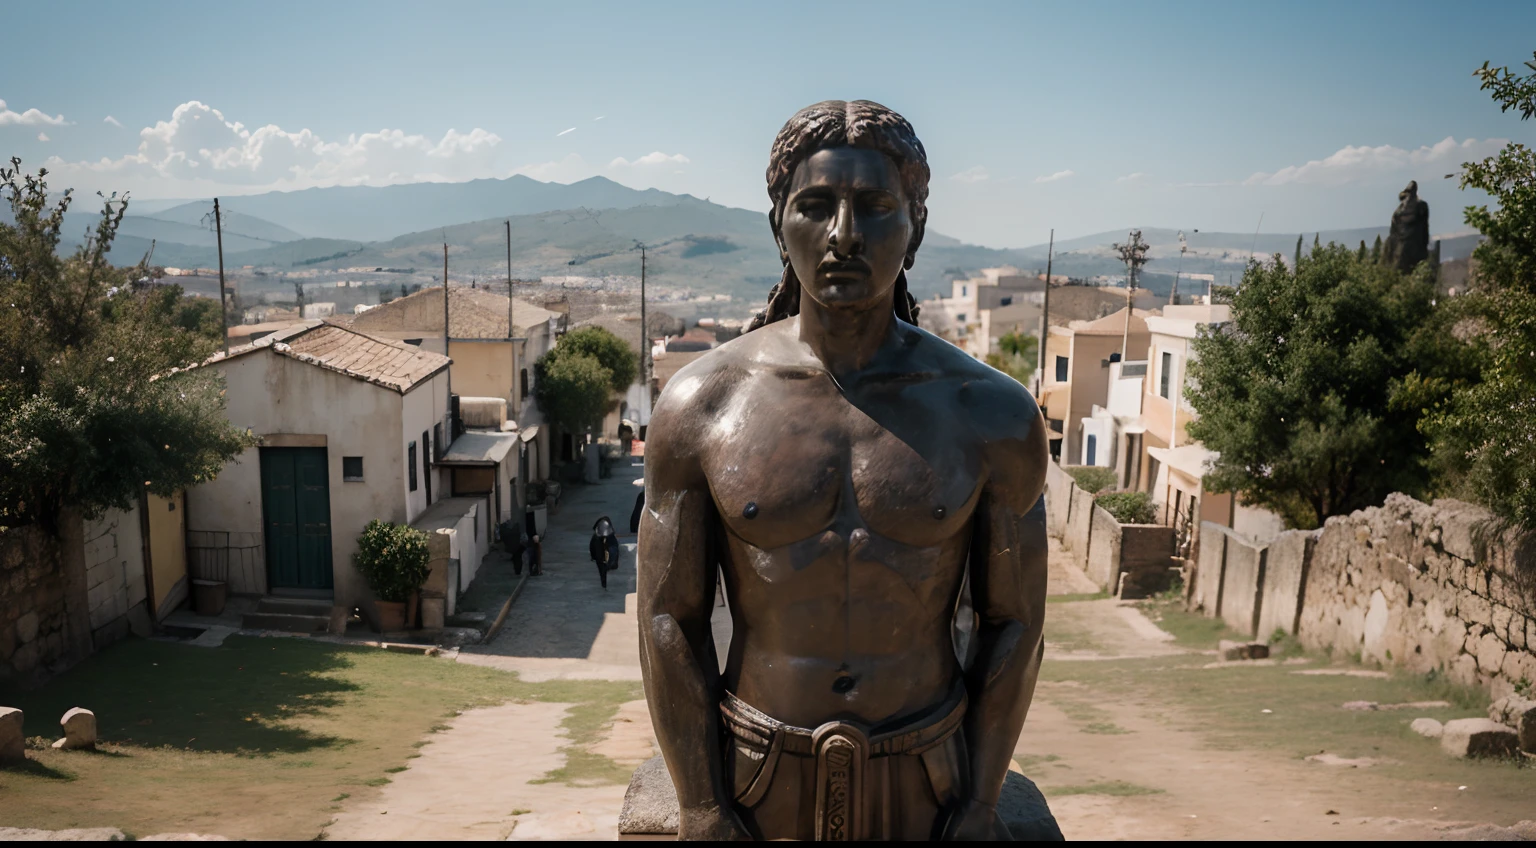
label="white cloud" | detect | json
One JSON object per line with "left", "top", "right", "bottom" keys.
{"left": 950, "top": 165, "right": 990, "bottom": 184}
{"left": 42, "top": 101, "right": 506, "bottom": 195}
{"left": 1116, "top": 172, "right": 1144, "bottom": 183}
{"left": 0, "top": 99, "right": 67, "bottom": 126}
{"left": 1244, "top": 137, "right": 1507, "bottom": 186}
{"left": 1034, "top": 169, "right": 1074, "bottom": 184}
{"left": 608, "top": 151, "right": 690, "bottom": 168}
{"left": 103, "top": 116, "right": 122, "bottom": 127}
{"left": 36, "top": 132, "right": 48, "bottom": 142}
{"left": 556, "top": 127, "right": 576, "bottom": 137}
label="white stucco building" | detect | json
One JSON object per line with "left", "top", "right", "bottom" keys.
{"left": 185, "top": 322, "right": 468, "bottom": 613}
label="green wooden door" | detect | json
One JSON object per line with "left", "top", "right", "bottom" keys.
{"left": 261, "top": 447, "right": 334, "bottom": 591}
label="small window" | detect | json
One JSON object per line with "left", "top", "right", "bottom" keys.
{"left": 343, "top": 456, "right": 364, "bottom": 481}
{"left": 961, "top": 285, "right": 968, "bottom": 297}
{"left": 422, "top": 431, "right": 432, "bottom": 502}
{"left": 408, "top": 442, "right": 418, "bottom": 492}
{"left": 433, "top": 423, "right": 443, "bottom": 460}
{"left": 1160, "top": 351, "right": 1173, "bottom": 399}
{"left": 404, "top": 338, "right": 423, "bottom": 347}
{"left": 1055, "top": 355, "right": 1068, "bottom": 382}
{"left": 520, "top": 368, "right": 529, "bottom": 400}
{"left": 1000, "top": 296, "right": 1012, "bottom": 306}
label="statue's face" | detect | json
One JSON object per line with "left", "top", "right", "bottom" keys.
{"left": 778, "top": 146, "right": 913, "bottom": 313}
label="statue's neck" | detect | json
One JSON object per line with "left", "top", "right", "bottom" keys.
{"left": 796, "top": 291, "right": 898, "bottom": 383}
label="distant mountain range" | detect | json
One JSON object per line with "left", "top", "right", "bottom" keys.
{"left": 27, "top": 173, "right": 1480, "bottom": 304}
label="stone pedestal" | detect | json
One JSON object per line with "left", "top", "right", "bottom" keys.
{"left": 616, "top": 754, "right": 1063, "bottom": 840}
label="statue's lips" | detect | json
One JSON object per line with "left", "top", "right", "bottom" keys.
{"left": 819, "top": 261, "right": 871, "bottom": 282}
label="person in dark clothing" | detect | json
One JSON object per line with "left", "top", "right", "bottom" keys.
{"left": 589, "top": 516, "right": 620, "bottom": 589}
{"left": 629, "top": 490, "right": 645, "bottom": 534}
{"left": 525, "top": 509, "right": 543, "bottom": 576}
{"left": 501, "top": 519, "right": 527, "bottom": 575}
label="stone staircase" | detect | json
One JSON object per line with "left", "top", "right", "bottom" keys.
{"left": 240, "top": 597, "right": 341, "bottom": 634}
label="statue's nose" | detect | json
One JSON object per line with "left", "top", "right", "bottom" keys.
{"left": 828, "top": 201, "right": 864, "bottom": 258}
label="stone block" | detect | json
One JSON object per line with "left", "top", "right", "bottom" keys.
{"left": 1194, "top": 522, "right": 1228, "bottom": 615}
{"left": 1488, "top": 695, "right": 1536, "bottom": 754}
{"left": 1220, "top": 536, "right": 1268, "bottom": 639}
{"left": 1476, "top": 632, "right": 1507, "bottom": 675}
{"left": 0, "top": 706, "right": 23, "bottom": 763}
{"left": 422, "top": 557, "right": 450, "bottom": 596}
{"left": 52, "top": 707, "right": 96, "bottom": 750}
{"left": 420, "top": 597, "right": 445, "bottom": 631}
{"left": 1410, "top": 717, "right": 1443, "bottom": 738}
{"left": 616, "top": 754, "right": 1063, "bottom": 840}
{"left": 15, "top": 611, "right": 39, "bottom": 644}
{"left": 1086, "top": 507, "right": 1121, "bottom": 591}
{"left": 1440, "top": 718, "right": 1519, "bottom": 759}
{"left": 1258, "top": 530, "right": 1314, "bottom": 638}
{"left": 1065, "top": 487, "right": 1096, "bottom": 564}
{"left": 1219, "top": 640, "right": 1270, "bottom": 661}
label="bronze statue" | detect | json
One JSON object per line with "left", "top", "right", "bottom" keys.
{"left": 1383, "top": 179, "right": 1430, "bottom": 273}
{"left": 638, "top": 100, "right": 1049, "bottom": 841}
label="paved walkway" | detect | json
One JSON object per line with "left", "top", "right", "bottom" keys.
{"left": 458, "top": 460, "right": 650, "bottom": 682}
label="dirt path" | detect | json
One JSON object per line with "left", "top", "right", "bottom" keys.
{"left": 1032, "top": 549, "right": 1536, "bottom": 841}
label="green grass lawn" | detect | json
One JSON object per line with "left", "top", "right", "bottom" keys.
{"left": 0, "top": 636, "right": 640, "bottom": 840}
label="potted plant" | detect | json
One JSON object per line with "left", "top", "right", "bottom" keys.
{"left": 354, "top": 519, "right": 431, "bottom": 633}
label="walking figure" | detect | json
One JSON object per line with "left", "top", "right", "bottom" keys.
{"left": 589, "top": 516, "right": 621, "bottom": 590}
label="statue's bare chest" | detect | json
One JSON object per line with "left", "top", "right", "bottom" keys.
{"left": 701, "top": 374, "right": 984, "bottom": 550}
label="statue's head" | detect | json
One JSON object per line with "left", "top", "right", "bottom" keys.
{"left": 1400, "top": 180, "right": 1419, "bottom": 203}
{"left": 748, "top": 100, "right": 929, "bottom": 331}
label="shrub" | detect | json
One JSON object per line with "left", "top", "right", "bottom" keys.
{"left": 1096, "top": 491, "right": 1157, "bottom": 525}
{"left": 353, "top": 520, "right": 431, "bottom": 603}
{"left": 1066, "top": 465, "right": 1117, "bottom": 495}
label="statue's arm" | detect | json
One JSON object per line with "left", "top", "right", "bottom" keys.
{"left": 955, "top": 402, "right": 1050, "bottom": 827}
{"left": 637, "top": 388, "right": 743, "bottom": 839}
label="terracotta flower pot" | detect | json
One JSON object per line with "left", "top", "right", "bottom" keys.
{"left": 375, "top": 600, "right": 406, "bottom": 633}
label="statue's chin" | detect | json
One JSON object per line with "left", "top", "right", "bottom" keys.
{"left": 802, "top": 277, "right": 897, "bottom": 313}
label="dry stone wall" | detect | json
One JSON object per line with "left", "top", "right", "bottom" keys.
{"left": 1189, "top": 492, "right": 1536, "bottom": 699}
{"left": 1298, "top": 494, "right": 1536, "bottom": 697}
{"left": 0, "top": 526, "right": 72, "bottom": 683}
{"left": 1045, "top": 463, "right": 1176, "bottom": 599}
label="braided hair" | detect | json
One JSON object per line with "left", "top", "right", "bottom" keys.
{"left": 747, "top": 100, "right": 928, "bottom": 332}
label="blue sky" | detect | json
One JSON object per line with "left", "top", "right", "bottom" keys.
{"left": 2, "top": 0, "right": 1531, "bottom": 247}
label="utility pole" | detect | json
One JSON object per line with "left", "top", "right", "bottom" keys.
{"left": 639, "top": 244, "right": 650, "bottom": 414}
{"left": 1168, "top": 231, "right": 1188, "bottom": 307}
{"left": 516, "top": 218, "right": 522, "bottom": 417}
{"left": 213, "top": 199, "right": 229, "bottom": 353}
{"left": 443, "top": 242, "right": 452, "bottom": 436}
{"left": 1036, "top": 229, "right": 1054, "bottom": 397}
{"left": 1112, "top": 229, "right": 1150, "bottom": 359}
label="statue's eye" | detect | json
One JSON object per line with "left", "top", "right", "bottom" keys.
{"left": 796, "top": 198, "right": 831, "bottom": 219}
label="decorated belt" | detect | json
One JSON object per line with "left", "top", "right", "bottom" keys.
{"left": 719, "top": 684, "right": 968, "bottom": 841}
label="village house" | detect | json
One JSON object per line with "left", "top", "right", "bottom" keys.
{"left": 1039, "top": 306, "right": 1153, "bottom": 464}
{"left": 349, "top": 285, "right": 559, "bottom": 507}
{"left": 921, "top": 266, "right": 1044, "bottom": 359}
{"left": 180, "top": 322, "right": 515, "bottom": 623}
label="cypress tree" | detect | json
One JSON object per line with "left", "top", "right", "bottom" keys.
{"left": 1357, "top": 240, "right": 1368, "bottom": 262}
{"left": 1371, "top": 234, "right": 1383, "bottom": 264}
{"left": 1294, "top": 234, "right": 1303, "bottom": 272}
{"left": 1313, "top": 233, "right": 1321, "bottom": 253}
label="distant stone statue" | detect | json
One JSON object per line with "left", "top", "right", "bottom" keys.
{"left": 638, "top": 100, "right": 1050, "bottom": 841}
{"left": 1383, "top": 180, "right": 1430, "bottom": 273}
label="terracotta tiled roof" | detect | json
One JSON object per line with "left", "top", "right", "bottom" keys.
{"left": 205, "top": 321, "right": 450, "bottom": 393}
{"left": 350, "top": 285, "right": 559, "bottom": 339}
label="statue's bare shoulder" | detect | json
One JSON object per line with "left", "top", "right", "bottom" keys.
{"left": 899, "top": 324, "right": 1048, "bottom": 508}
{"left": 646, "top": 334, "right": 767, "bottom": 489}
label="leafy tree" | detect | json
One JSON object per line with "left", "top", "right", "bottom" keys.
{"left": 1420, "top": 52, "right": 1536, "bottom": 527}
{"left": 533, "top": 350, "right": 613, "bottom": 436}
{"left": 1186, "top": 245, "right": 1445, "bottom": 529}
{"left": 353, "top": 520, "right": 431, "bottom": 602}
{"left": 555, "top": 326, "right": 638, "bottom": 392}
{"left": 0, "top": 160, "right": 256, "bottom": 531}
{"left": 984, "top": 330, "right": 1038, "bottom": 387}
